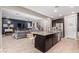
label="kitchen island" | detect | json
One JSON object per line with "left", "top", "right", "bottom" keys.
{"left": 32, "top": 31, "right": 61, "bottom": 53}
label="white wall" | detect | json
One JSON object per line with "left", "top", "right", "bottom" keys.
{"left": 0, "top": 8, "right": 2, "bottom": 39}
{"left": 32, "top": 18, "right": 52, "bottom": 32}
{"left": 0, "top": 8, "right": 2, "bottom": 51}
{"left": 40, "top": 18, "right": 52, "bottom": 32}
{"left": 64, "top": 14, "right": 77, "bottom": 39}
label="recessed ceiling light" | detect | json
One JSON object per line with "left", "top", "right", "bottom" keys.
{"left": 72, "top": 11, "right": 75, "bottom": 14}
{"left": 59, "top": 14, "right": 62, "bottom": 16}
{"left": 70, "top": 6, "right": 74, "bottom": 8}
{"left": 25, "top": 18, "right": 27, "bottom": 19}
{"left": 16, "top": 13, "right": 19, "bottom": 15}
{"left": 54, "top": 9, "right": 57, "bottom": 12}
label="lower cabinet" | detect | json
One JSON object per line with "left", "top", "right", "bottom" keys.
{"left": 35, "top": 35, "right": 45, "bottom": 52}
{"left": 35, "top": 34, "right": 58, "bottom": 53}
{"left": 45, "top": 35, "right": 53, "bottom": 52}
{"left": 52, "top": 34, "right": 58, "bottom": 45}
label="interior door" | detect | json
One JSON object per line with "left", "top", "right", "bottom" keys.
{"left": 64, "top": 14, "right": 77, "bottom": 39}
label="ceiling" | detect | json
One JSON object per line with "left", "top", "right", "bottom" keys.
{"left": 2, "top": 6, "right": 79, "bottom": 21}
{"left": 2, "top": 8, "right": 43, "bottom": 21}
{"left": 23, "top": 6, "right": 79, "bottom": 19}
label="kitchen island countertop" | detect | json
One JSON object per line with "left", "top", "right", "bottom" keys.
{"left": 31, "top": 31, "right": 60, "bottom": 36}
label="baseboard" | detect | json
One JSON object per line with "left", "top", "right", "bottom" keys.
{"left": 64, "top": 37, "right": 77, "bottom": 40}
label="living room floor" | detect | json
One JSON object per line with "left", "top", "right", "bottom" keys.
{"left": 1, "top": 35, "right": 41, "bottom": 53}
{"left": 1, "top": 35, "right": 79, "bottom": 53}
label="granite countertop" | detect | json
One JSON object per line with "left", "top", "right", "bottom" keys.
{"left": 31, "top": 31, "right": 60, "bottom": 36}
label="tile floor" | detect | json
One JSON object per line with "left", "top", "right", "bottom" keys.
{"left": 2, "top": 35, "right": 41, "bottom": 53}
{"left": 47, "top": 38, "right": 79, "bottom": 53}
{"left": 1, "top": 35, "right": 79, "bottom": 53}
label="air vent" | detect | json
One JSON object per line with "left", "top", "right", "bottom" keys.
{"left": 54, "top": 6, "right": 60, "bottom": 8}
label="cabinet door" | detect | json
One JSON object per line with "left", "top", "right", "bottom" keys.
{"left": 52, "top": 34, "right": 58, "bottom": 45}
{"left": 35, "top": 35, "right": 45, "bottom": 52}
{"left": 45, "top": 35, "right": 53, "bottom": 51}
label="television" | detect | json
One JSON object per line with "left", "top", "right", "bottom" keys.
{"left": 17, "top": 23, "right": 21, "bottom": 29}
{"left": 17, "top": 23, "right": 25, "bottom": 30}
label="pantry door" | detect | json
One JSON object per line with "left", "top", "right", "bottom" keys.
{"left": 64, "top": 14, "right": 77, "bottom": 39}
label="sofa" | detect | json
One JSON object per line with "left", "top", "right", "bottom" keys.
{"left": 12, "top": 30, "right": 29, "bottom": 39}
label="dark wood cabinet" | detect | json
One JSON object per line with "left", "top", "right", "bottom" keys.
{"left": 45, "top": 35, "right": 53, "bottom": 52}
{"left": 52, "top": 34, "right": 58, "bottom": 45}
{"left": 35, "top": 35, "right": 45, "bottom": 52}
{"left": 35, "top": 34, "right": 58, "bottom": 53}
{"left": 77, "top": 13, "right": 79, "bottom": 32}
